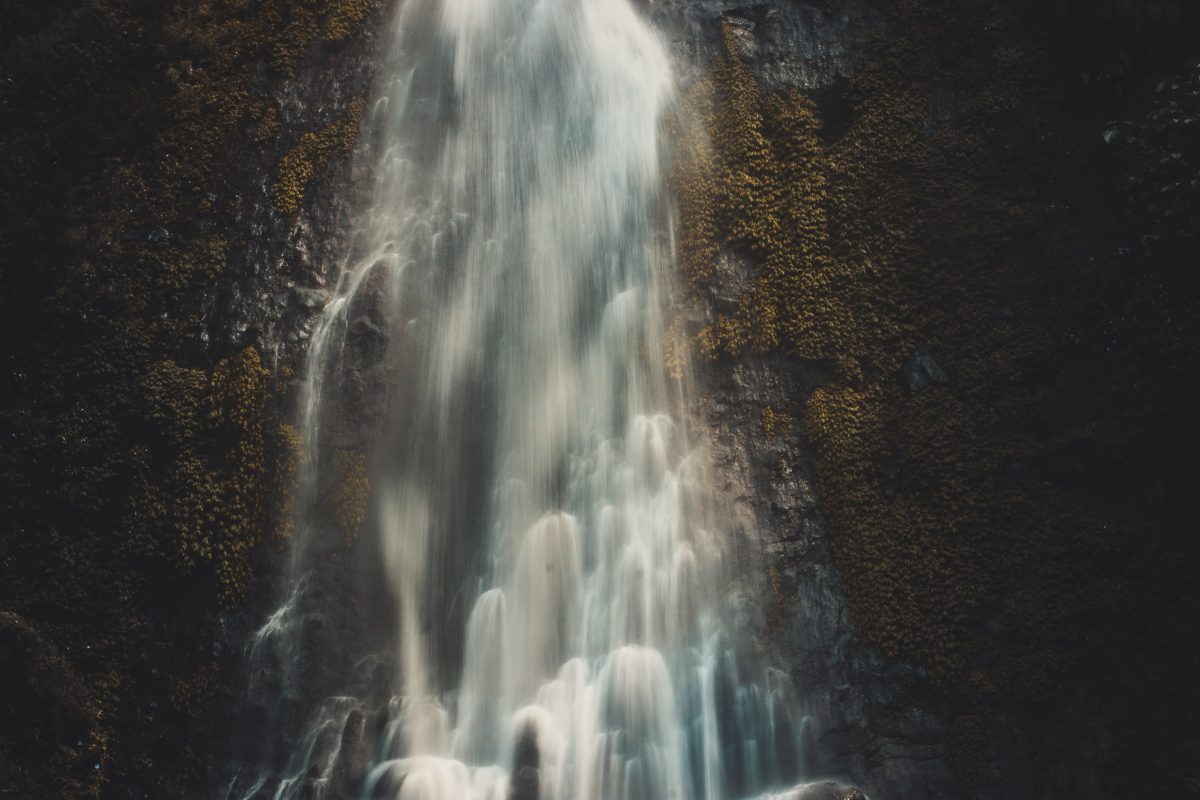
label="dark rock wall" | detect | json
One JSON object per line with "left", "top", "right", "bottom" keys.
{"left": 2, "top": 0, "right": 1198, "bottom": 798}
{"left": 0, "top": 1, "right": 386, "bottom": 796}
{"left": 664, "top": 1, "right": 1200, "bottom": 798}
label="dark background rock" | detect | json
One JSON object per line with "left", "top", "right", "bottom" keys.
{"left": 3, "top": 1, "right": 1200, "bottom": 798}
{"left": 900, "top": 347, "right": 949, "bottom": 393}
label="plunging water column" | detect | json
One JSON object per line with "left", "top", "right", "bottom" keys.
{"left": 253, "top": 0, "right": 807, "bottom": 798}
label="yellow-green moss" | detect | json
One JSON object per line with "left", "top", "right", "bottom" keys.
{"left": 324, "top": 0, "right": 371, "bottom": 41}
{"left": 334, "top": 449, "right": 369, "bottom": 544}
{"left": 250, "top": 101, "right": 281, "bottom": 144}
{"left": 270, "top": 9, "right": 320, "bottom": 78}
{"left": 273, "top": 96, "right": 367, "bottom": 214}
{"left": 674, "top": 2, "right": 1200, "bottom": 792}
{"left": 206, "top": 347, "right": 272, "bottom": 604}
{"left": 670, "top": 8, "right": 1042, "bottom": 685}
{"left": 0, "top": 4, "right": 380, "bottom": 793}
{"left": 672, "top": 14, "right": 1200, "bottom": 796}
{"left": 672, "top": 23, "right": 882, "bottom": 381}
{"left": 271, "top": 422, "right": 304, "bottom": 542}
{"left": 152, "top": 347, "right": 271, "bottom": 606}
{"left": 762, "top": 404, "right": 792, "bottom": 443}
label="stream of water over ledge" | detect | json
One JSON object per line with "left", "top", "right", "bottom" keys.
{"left": 230, "top": 1, "right": 827, "bottom": 798}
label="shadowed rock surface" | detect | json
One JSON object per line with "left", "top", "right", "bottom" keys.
{"left": 2, "top": 1, "right": 1199, "bottom": 798}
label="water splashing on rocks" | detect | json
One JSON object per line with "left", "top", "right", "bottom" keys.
{"left": 225, "top": 1, "right": 858, "bottom": 798}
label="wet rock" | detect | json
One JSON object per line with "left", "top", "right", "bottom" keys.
{"left": 368, "top": 764, "right": 407, "bottom": 800}
{"left": 347, "top": 315, "right": 388, "bottom": 362}
{"left": 761, "top": 781, "right": 868, "bottom": 800}
{"left": 290, "top": 286, "right": 331, "bottom": 311}
{"left": 710, "top": 247, "right": 758, "bottom": 313}
{"left": 900, "top": 346, "right": 949, "bottom": 392}
{"left": 296, "top": 763, "right": 322, "bottom": 800}
{"left": 924, "top": 88, "right": 966, "bottom": 136}
{"left": 649, "top": 0, "right": 883, "bottom": 90}
{"left": 509, "top": 723, "right": 540, "bottom": 800}
{"left": 342, "top": 262, "right": 394, "bottom": 371}
{"left": 368, "top": 704, "right": 390, "bottom": 750}
{"left": 0, "top": 612, "right": 94, "bottom": 761}
{"left": 686, "top": 294, "right": 957, "bottom": 798}
{"left": 330, "top": 709, "right": 368, "bottom": 799}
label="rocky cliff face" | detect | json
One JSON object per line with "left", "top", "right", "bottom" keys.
{"left": 4, "top": 0, "right": 1198, "bottom": 798}
{"left": 0, "top": 2, "right": 390, "bottom": 796}
{"left": 658, "top": 5, "right": 958, "bottom": 797}
{"left": 209, "top": 4, "right": 964, "bottom": 797}
{"left": 655, "top": 2, "right": 1200, "bottom": 799}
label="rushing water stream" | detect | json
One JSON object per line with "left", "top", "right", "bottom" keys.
{"left": 233, "top": 1, "right": 817, "bottom": 798}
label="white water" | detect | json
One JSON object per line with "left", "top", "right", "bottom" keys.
{"left": 238, "top": 1, "right": 811, "bottom": 798}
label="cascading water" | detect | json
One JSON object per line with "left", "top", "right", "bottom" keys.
{"left": 232, "top": 1, "right": 825, "bottom": 798}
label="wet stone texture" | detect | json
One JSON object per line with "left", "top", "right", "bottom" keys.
{"left": 649, "top": 0, "right": 882, "bottom": 88}
{"left": 208, "top": 9, "right": 396, "bottom": 793}
{"left": 685, "top": 345, "right": 958, "bottom": 799}
{"left": 661, "top": 2, "right": 959, "bottom": 798}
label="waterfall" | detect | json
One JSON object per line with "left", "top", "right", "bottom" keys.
{"left": 233, "top": 1, "right": 811, "bottom": 798}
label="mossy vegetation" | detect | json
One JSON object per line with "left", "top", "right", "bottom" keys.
{"left": 0, "top": 0, "right": 376, "bottom": 795}
{"left": 272, "top": 423, "right": 305, "bottom": 542}
{"left": 274, "top": 96, "right": 368, "bottom": 214}
{"left": 324, "top": 0, "right": 372, "bottom": 41}
{"left": 673, "top": 24, "right": 881, "bottom": 381}
{"left": 674, "top": 2, "right": 1200, "bottom": 794}
{"left": 334, "top": 449, "right": 370, "bottom": 545}
{"left": 177, "top": 347, "right": 272, "bottom": 605}
{"left": 761, "top": 404, "right": 792, "bottom": 443}
{"left": 1, "top": 0, "right": 1196, "bottom": 795}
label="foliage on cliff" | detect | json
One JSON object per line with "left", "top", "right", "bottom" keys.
{"left": 674, "top": 2, "right": 1200, "bottom": 795}
{"left": 274, "top": 97, "right": 368, "bottom": 214}
{"left": 0, "top": 1, "right": 376, "bottom": 795}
